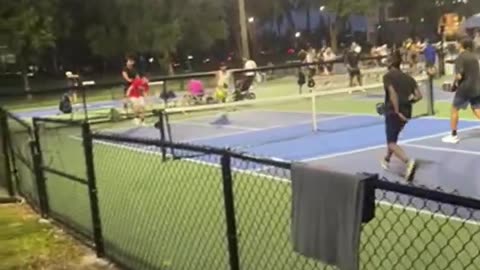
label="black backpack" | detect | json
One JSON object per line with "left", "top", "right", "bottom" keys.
{"left": 59, "top": 94, "right": 72, "bottom": 114}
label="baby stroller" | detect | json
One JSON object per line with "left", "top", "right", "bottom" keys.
{"left": 233, "top": 76, "right": 256, "bottom": 101}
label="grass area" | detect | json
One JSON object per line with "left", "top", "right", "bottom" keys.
{"left": 0, "top": 204, "right": 113, "bottom": 270}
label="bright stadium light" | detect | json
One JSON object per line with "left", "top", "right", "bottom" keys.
{"left": 319, "top": 6, "right": 325, "bottom": 11}
{"left": 248, "top": 17, "right": 255, "bottom": 23}
{"left": 295, "top": 32, "right": 301, "bottom": 38}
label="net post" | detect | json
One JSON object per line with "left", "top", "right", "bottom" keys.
{"left": 0, "top": 109, "right": 14, "bottom": 196}
{"left": 163, "top": 110, "right": 176, "bottom": 159}
{"left": 156, "top": 110, "right": 167, "bottom": 161}
{"left": 220, "top": 152, "right": 240, "bottom": 270}
{"left": 311, "top": 95, "right": 318, "bottom": 132}
{"left": 427, "top": 75, "right": 435, "bottom": 116}
{"left": 81, "top": 122, "right": 105, "bottom": 257}
{"left": 162, "top": 80, "right": 168, "bottom": 107}
{"left": 81, "top": 83, "right": 89, "bottom": 122}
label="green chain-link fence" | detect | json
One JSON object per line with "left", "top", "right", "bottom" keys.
{"left": 1, "top": 106, "right": 480, "bottom": 270}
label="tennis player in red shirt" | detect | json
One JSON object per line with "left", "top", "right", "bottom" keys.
{"left": 127, "top": 75, "right": 149, "bottom": 125}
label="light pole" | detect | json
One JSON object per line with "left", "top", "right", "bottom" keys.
{"left": 238, "top": 0, "right": 251, "bottom": 60}
{"left": 248, "top": 17, "right": 257, "bottom": 60}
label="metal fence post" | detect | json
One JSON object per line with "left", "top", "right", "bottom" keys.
{"left": 81, "top": 122, "right": 105, "bottom": 257}
{"left": 31, "top": 118, "right": 50, "bottom": 216}
{"left": 220, "top": 153, "right": 241, "bottom": 270}
{"left": 427, "top": 75, "right": 435, "bottom": 116}
{"left": 29, "top": 141, "right": 49, "bottom": 218}
{"left": 0, "top": 109, "right": 14, "bottom": 196}
{"left": 156, "top": 110, "right": 167, "bottom": 161}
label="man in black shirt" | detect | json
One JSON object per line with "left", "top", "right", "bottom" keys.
{"left": 442, "top": 37, "right": 480, "bottom": 144}
{"left": 382, "top": 57, "right": 423, "bottom": 181}
{"left": 345, "top": 45, "right": 362, "bottom": 89}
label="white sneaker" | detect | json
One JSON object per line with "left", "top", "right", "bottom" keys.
{"left": 380, "top": 159, "right": 390, "bottom": 170}
{"left": 442, "top": 135, "right": 460, "bottom": 144}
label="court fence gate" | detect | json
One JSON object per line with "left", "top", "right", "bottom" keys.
{"left": 1, "top": 107, "right": 480, "bottom": 270}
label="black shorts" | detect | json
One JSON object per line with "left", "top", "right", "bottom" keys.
{"left": 349, "top": 68, "right": 361, "bottom": 78}
{"left": 453, "top": 94, "right": 480, "bottom": 110}
{"left": 385, "top": 108, "right": 411, "bottom": 143}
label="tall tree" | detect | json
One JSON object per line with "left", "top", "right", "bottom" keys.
{"left": 322, "top": 0, "right": 380, "bottom": 51}
{"left": 85, "top": 0, "right": 226, "bottom": 74}
{"left": 0, "top": 0, "right": 58, "bottom": 91}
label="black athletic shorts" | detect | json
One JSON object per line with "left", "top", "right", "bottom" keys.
{"left": 453, "top": 93, "right": 480, "bottom": 110}
{"left": 349, "top": 68, "right": 361, "bottom": 77}
{"left": 385, "top": 107, "right": 411, "bottom": 143}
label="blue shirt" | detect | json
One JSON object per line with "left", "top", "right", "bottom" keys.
{"left": 424, "top": 45, "right": 436, "bottom": 64}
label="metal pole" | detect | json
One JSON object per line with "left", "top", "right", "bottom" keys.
{"left": 0, "top": 110, "right": 14, "bottom": 196}
{"left": 238, "top": 0, "right": 250, "bottom": 59}
{"left": 220, "top": 153, "right": 240, "bottom": 270}
{"left": 311, "top": 95, "right": 318, "bottom": 132}
{"left": 82, "top": 122, "right": 105, "bottom": 257}
{"left": 29, "top": 141, "right": 49, "bottom": 218}
{"left": 428, "top": 75, "right": 435, "bottom": 116}
{"left": 81, "top": 85, "right": 89, "bottom": 122}
{"left": 162, "top": 81, "right": 168, "bottom": 108}
{"left": 156, "top": 110, "right": 167, "bottom": 161}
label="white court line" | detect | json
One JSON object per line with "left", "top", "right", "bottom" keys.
{"left": 80, "top": 135, "right": 480, "bottom": 226}
{"left": 85, "top": 136, "right": 290, "bottom": 183}
{"left": 173, "top": 121, "right": 261, "bottom": 131}
{"left": 302, "top": 125, "right": 480, "bottom": 162}
{"left": 184, "top": 114, "right": 353, "bottom": 144}
{"left": 404, "top": 143, "right": 480, "bottom": 156}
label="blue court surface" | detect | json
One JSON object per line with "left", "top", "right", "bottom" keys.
{"left": 105, "top": 110, "right": 480, "bottom": 199}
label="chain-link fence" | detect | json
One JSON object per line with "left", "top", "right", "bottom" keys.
{"left": 32, "top": 117, "right": 96, "bottom": 241}
{"left": 2, "top": 109, "right": 40, "bottom": 209}
{"left": 1, "top": 105, "right": 480, "bottom": 270}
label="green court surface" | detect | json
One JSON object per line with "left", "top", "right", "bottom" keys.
{"left": 5, "top": 72, "right": 480, "bottom": 269}
{"left": 16, "top": 89, "right": 478, "bottom": 270}
{"left": 26, "top": 134, "right": 480, "bottom": 270}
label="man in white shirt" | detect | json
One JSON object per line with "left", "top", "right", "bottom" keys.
{"left": 474, "top": 30, "right": 480, "bottom": 54}
{"left": 241, "top": 58, "right": 257, "bottom": 91}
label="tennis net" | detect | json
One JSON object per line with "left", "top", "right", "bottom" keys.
{"left": 161, "top": 75, "right": 433, "bottom": 159}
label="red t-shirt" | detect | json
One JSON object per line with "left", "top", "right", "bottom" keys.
{"left": 128, "top": 78, "right": 149, "bottom": 98}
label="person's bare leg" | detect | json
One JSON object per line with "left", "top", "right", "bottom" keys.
{"left": 451, "top": 106, "right": 460, "bottom": 135}
{"left": 388, "top": 143, "right": 409, "bottom": 163}
{"left": 472, "top": 107, "right": 480, "bottom": 119}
